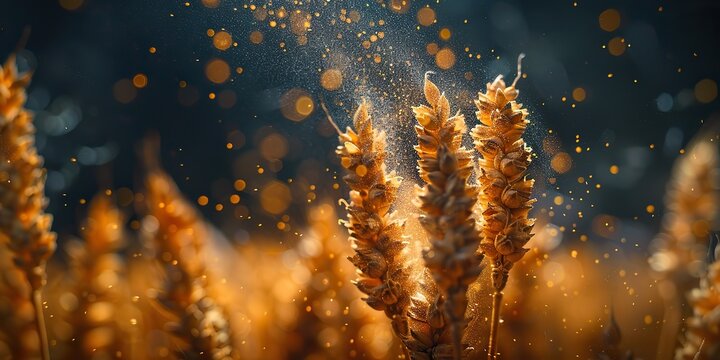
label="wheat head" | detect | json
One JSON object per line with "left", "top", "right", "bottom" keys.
{"left": 412, "top": 73, "right": 484, "bottom": 359}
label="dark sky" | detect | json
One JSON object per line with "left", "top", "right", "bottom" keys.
{"left": 1, "top": 0, "right": 719, "bottom": 247}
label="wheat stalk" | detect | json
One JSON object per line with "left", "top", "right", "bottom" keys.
{"left": 329, "top": 100, "right": 454, "bottom": 359}
{"left": 65, "top": 193, "right": 127, "bottom": 358}
{"left": 412, "top": 73, "right": 484, "bottom": 360}
{"left": 0, "top": 54, "right": 56, "bottom": 360}
{"left": 144, "top": 158, "right": 234, "bottom": 360}
{"left": 471, "top": 54, "right": 535, "bottom": 359}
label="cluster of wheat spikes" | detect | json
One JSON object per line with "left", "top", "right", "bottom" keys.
{"left": 334, "top": 55, "right": 535, "bottom": 359}
{"left": 0, "top": 55, "right": 56, "bottom": 360}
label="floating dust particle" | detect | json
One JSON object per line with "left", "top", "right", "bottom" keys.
{"left": 235, "top": 67, "right": 244, "bottom": 74}
{"left": 213, "top": 31, "right": 233, "bottom": 50}
{"left": 435, "top": 48, "right": 456, "bottom": 70}
{"left": 416, "top": 7, "right": 436, "bottom": 26}
{"left": 230, "top": 194, "right": 240, "bottom": 204}
{"left": 217, "top": 89, "right": 237, "bottom": 109}
{"left": 608, "top": 37, "right": 626, "bottom": 56}
{"left": 148, "top": 47, "right": 157, "bottom": 54}
{"left": 207, "top": 29, "right": 216, "bottom": 37}
{"left": 646, "top": 205, "right": 655, "bottom": 214}
{"left": 205, "top": 58, "right": 231, "bottom": 84}
{"left": 253, "top": 7, "right": 268, "bottom": 21}
{"left": 389, "top": 0, "right": 411, "bottom": 14}
{"left": 280, "top": 88, "right": 314, "bottom": 122}
{"left": 551, "top": 152, "right": 572, "bottom": 174}
{"left": 113, "top": 79, "right": 136, "bottom": 104}
{"left": 132, "top": 73, "right": 148, "bottom": 89}
{"left": 426, "top": 42, "right": 439, "bottom": 55}
{"left": 694, "top": 78, "right": 718, "bottom": 103}
{"left": 59, "top": 0, "right": 84, "bottom": 11}
{"left": 259, "top": 133, "right": 289, "bottom": 160}
{"left": 290, "top": 10, "right": 311, "bottom": 35}
{"left": 609, "top": 165, "right": 619, "bottom": 174}
{"left": 572, "top": 87, "right": 586, "bottom": 102}
{"left": 320, "top": 69, "right": 343, "bottom": 91}
{"left": 201, "top": 0, "right": 220, "bottom": 8}
{"left": 373, "top": 54, "right": 382, "bottom": 63}
{"left": 554, "top": 196, "right": 564, "bottom": 206}
{"left": 439, "top": 27, "right": 451, "bottom": 41}
{"left": 234, "top": 179, "right": 246, "bottom": 191}
{"left": 598, "top": 9, "right": 621, "bottom": 32}
{"left": 249, "top": 30, "right": 264, "bottom": 44}
{"left": 197, "top": 195, "right": 209, "bottom": 206}
{"left": 260, "top": 180, "right": 292, "bottom": 214}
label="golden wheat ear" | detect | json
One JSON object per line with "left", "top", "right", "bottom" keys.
{"left": 330, "top": 100, "right": 447, "bottom": 358}
{"left": 471, "top": 54, "right": 536, "bottom": 359}
{"left": 141, "top": 141, "right": 235, "bottom": 360}
{"left": 0, "top": 55, "right": 56, "bottom": 360}
{"left": 412, "top": 73, "right": 484, "bottom": 360}
{"left": 65, "top": 192, "right": 128, "bottom": 358}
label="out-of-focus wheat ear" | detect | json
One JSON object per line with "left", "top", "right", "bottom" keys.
{"left": 0, "top": 54, "right": 56, "bottom": 360}
{"left": 142, "top": 144, "right": 235, "bottom": 360}
{"left": 675, "top": 232, "right": 720, "bottom": 360}
{"left": 331, "top": 100, "right": 446, "bottom": 358}
{"left": 65, "top": 192, "right": 128, "bottom": 358}
{"left": 470, "top": 54, "right": 535, "bottom": 359}
{"left": 413, "top": 73, "right": 484, "bottom": 360}
{"left": 648, "top": 124, "right": 720, "bottom": 359}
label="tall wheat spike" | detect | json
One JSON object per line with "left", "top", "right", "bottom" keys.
{"left": 0, "top": 55, "right": 56, "bottom": 360}
{"left": 65, "top": 192, "right": 127, "bottom": 359}
{"left": 144, "top": 161, "right": 235, "bottom": 360}
{"left": 412, "top": 73, "right": 484, "bottom": 360}
{"left": 471, "top": 55, "right": 535, "bottom": 359}
{"left": 331, "top": 100, "right": 450, "bottom": 359}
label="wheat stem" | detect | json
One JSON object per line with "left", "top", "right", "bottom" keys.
{"left": 31, "top": 287, "right": 50, "bottom": 360}
{"left": 488, "top": 290, "right": 503, "bottom": 360}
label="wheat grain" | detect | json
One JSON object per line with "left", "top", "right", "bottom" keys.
{"left": 144, "top": 164, "right": 235, "bottom": 360}
{"left": 0, "top": 54, "right": 56, "bottom": 360}
{"left": 471, "top": 55, "right": 535, "bottom": 359}
{"left": 412, "top": 73, "right": 484, "bottom": 360}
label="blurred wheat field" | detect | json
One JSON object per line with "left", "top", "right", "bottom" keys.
{"left": 1, "top": 4, "right": 720, "bottom": 359}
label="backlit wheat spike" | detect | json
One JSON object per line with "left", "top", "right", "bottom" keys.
{"left": 145, "top": 168, "right": 235, "bottom": 360}
{"left": 649, "top": 125, "right": 720, "bottom": 358}
{"left": 0, "top": 55, "right": 56, "bottom": 360}
{"left": 471, "top": 54, "right": 535, "bottom": 359}
{"left": 333, "top": 101, "right": 443, "bottom": 358}
{"left": 676, "top": 234, "right": 720, "bottom": 360}
{"left": 413, "top": 73, "right": 484, "bottom": 360}
{"left": 65, "top": 193, "right": 127, "bottom": 358}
